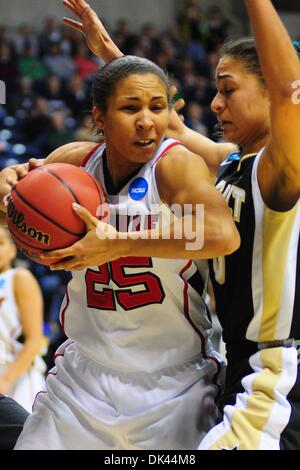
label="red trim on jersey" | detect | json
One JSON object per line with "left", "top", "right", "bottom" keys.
{"left": 60, "top": 287, "right": 70, "bottom": 332}
{"left": 53, "top": 353, "right": 64, "bottom": 360}
{"left": 151, "top": 140, "right": 181, "bottom": 168}
{"left": 47, "top": 371, "right": 57, "bottom": 377}
{"left": 32, "top": 390, "right": 47, "bottom": 410}
{"left": 180, "top": 260, "right": 206, "bottom": 357}
{"left": 80, "top": 143, "right": 103, "bottom": 168}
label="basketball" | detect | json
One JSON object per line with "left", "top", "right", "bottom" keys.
{"left": 6, "top": 163, "right": 108, "bottom": 266}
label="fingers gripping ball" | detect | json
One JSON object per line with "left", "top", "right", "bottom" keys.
{"left": 7, "top": 163, "right": 108, "bottom": 266}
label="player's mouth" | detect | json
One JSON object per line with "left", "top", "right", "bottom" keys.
{"left": 219, "top": 120, "right": 233, "bottom": 128}
{"left": 134, "top": 139, "right": 155, "bottom": 148}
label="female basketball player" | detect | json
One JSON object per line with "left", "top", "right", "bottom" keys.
{"left": 0, "top": 228, "right": 46, "bottom": 413}
{"left": 0, "top": 52, "right": 240, "bottom": 448}
{"left": 56, "top": 0, "right": 300, "bottom": 450}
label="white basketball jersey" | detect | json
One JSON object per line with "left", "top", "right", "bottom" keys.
{"left": 0, "top": 268, "right": 23, "bottom": 363}
{"left": 60, "top": 139, "right": 212, "bottom": 372}
{"left": 0, "top": 268, "right": 46, "bottom": 412}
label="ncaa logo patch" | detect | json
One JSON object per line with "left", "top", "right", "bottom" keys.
{"left": 129, "top": 178, "right": 148, "bottom": 201}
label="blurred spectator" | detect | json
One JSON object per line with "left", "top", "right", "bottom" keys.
{"left": 8, "top": 77, "right": 35, "bottom": 115}
{"left": 206, "top": 5, "right": 230, "bottom": 49}
{"left": 114, "top": 18, "right": 137, "bottom": 54}
{"left": 74, "top": 115, "right": 99, "bottom": 143}
{"left": 65, "top": 73, "right": 90, "bottom": 118}
{"left": 0, "top": 43, "right": 19, "bottom": 92}
{"left": 41, "top": 75, "right": 67, "bottom": 112}
{"left": 39, "top": 16, "right": 61, "bottom": 55}
{"left": 13, "top": 24, "right": 39, "bottom": 57}
{"left": 185, "top": 74, "right": 215, "bottom": 107}
{"left": 161, "top": 26, "right": 185, "bottom": 56}
{"left": 22, "top": 97, "right": 51, "bottom": 154}
{"left": 18, "top": 44, "right": 47, "bottom": 80}
{"left": 74, "top": 42, "right": 99, "bottom": 80}
{"left": 0, "top": 26, "right": 9, "bottom": 43}
{"left": 60, "top": 25, "right": 78, "bottom": 57}
{"left": 43, "top": 42, "right": 76, "bottom": 80}
{"left": 44, "top": 111, "right": 73, "bottom": 153}
{"left": 185, "top": 101, "right": 209, "bottom": 136}
{"left": 177, "top": 0, "right": 208, "bottom": 43}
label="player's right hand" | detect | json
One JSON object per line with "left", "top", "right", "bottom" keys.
{"left": 13, "top": 158, "right": 45, "bottom": 179}
{"left": 2, "top": 158, "right": 45, "bottom": 209}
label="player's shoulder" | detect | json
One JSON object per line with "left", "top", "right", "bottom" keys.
{"left": 47, "top": 141, "right": 101, "bottom": 167}
{"left": 13, "top": 268, "right": 35, "bottom": 283}
{"left": 156, "top": 143, "right": 210, "bottom": 179}
{"left": 13, "top": 268, "right": 39, "bottom": 299}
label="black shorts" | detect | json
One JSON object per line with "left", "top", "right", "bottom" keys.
{"left": 0, "top": 394, "right": 29, "bottom": 450}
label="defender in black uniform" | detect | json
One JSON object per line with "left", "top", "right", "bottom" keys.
{"left": 197, "top": 1, "right": 300, "bottom": 450}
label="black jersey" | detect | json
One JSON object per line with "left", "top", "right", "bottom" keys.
{"left": 210, "top": 150, "right": 300, "bottom": 377}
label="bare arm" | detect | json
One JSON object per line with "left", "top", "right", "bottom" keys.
{"left": 245, "top": 0, "right": 300, "bottom": 210}
{"left": 42, "top": 146, "right": 240, "bottom": 270}
{"left": 152, "top": 145, "right": 240, "bottom": 259}
{"left": 167, "top": 107, "right": 238, "bottom": 178}
{"left": 44, "top": 141, "right": 97, "bottom": 166}
{"left": 63, "top": 0, "right": 123, "bottom": 62}
{"left": 0, "top": 269, "right": 44, "bottom": 392}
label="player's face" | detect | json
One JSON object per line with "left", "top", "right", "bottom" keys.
{"left": 0, "top": 230, "right": 16, "bottom": 272}
{"left": 95, "top": 73, "right": 170, "bottom": 166}
{"left": 211, "top": 56, "right": 271, "bottom": 152}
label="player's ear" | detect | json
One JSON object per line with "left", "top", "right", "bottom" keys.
{"left": 92, "top": 106, "right": 104, "bottom": 130}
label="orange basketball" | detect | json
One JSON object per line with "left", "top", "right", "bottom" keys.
{"left": 7, "top": 163, "right": 108, "bottom": 266}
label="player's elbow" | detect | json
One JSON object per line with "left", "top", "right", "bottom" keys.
{"left": 213, "top": 219, "right": 240, "bottom": 257}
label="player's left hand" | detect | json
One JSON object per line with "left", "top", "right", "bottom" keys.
{"left": 41, "top": 203, "right": 120, "bottom": 271}
{"left": 167, "top": 86, "right": 185, "bottom": 139}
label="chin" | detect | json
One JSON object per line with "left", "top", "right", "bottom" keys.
{"left": 223, "top": 130, "right": 239, "bottom": 144}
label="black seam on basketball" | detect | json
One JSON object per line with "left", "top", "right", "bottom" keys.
{"left": 42, "top": 166, "right": 105, "bottom": 218}
{"left": 86, "top": 173, "right": 105, "bottom": 215}
{"left": 13, "top": 187, "right": 85, "bottom": 237}
{"left": 40, "top": 167, "right": 80, "bottom": 204}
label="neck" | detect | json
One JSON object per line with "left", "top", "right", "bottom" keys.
{"left": 241, "top": 132, "right": 269, "bottom": 156}
{"left": 104, "top": 149, "right": 143, "bottom": 194}
{"left": 0, "top": 265, "right": 12, "bottom": 274}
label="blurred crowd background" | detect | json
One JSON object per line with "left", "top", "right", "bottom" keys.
{"left": 0, "top": 0, "right": 299, "bottom": 368}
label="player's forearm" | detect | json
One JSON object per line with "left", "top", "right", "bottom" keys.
{"left": 177, "top": 126, "right": 234, "bottom": 171}
{"left": 245, "top": 0, "right": 300, "bottom": 97}
{"left": 1, "top": 337, "right": 43, "bottom": 385}
{"left": 118, "top": 212, "right": 240, "bottom": 260}
{"left": 100, "top": 34, "right": 123, "bottom": 63}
